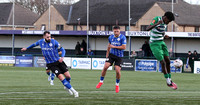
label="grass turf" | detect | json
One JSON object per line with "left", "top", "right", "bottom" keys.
{"left": 0, "top": 66, "right": 200, "bottom": 105}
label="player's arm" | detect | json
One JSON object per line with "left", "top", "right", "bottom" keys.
{"left": 146, "top": 17, "right": 162, "bottom": 31}
{"left": 109, "top": 44, "right": 126, "bottom": 50}
{"left": 58, "top": 51, "right": 62, "bottom": 55}
{"left": 55, "top": 40, "right": 65, "bottom": 62}
{"left": 21, "top": 40, "right": 39, "bottom": 52}
{"left": 106, "top": 43, "right": 111, "bottom": 58}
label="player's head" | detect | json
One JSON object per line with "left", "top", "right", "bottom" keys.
{"left": 188, "top": 51, "right": 191, "bottom": 54}
{"left": 51, "top": 36, "right": 54, "bottom": 39}
{"left": 163, "top": 11, "right": 175, "bottom": 24}
{"left": 43, "top": 31, "right": 51, "bottom": 43}
{"left": 113, "top": 25, "right": 120, "bottom": 36}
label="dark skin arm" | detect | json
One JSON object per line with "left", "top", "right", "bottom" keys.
{"left": 146, "top": 20, "right": 162, "bottom": 31}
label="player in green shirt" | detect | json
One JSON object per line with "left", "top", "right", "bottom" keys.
{"left": 146, "top": 11, "right": 177, "bottom": 90}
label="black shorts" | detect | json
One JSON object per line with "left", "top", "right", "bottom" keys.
{"left": 47, "top": 61, "right": 68, "bottom": 77}
{"left": 106, "top": 53, "right": 122, "bottom": 67}
{"left": 46, "top": 65, "right": 49, "bottom": 71}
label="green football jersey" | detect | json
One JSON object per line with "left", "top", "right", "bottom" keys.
{"left": 149, "top": 16, "right": 167, "bottom": 42}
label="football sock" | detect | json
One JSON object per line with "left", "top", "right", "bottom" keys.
{"left": 166, "top": 78, "right": 171, "bottom": 84}
{"left": 66, "top": 77, "right": 71, "bottom": 83}
{"left": 168, "top": 73, "right": 171, "bottom": 78}
{"left": 51, "top": 73, "right": 55, "bottom": 81}
{"left": 62, "top": 79, "right": 72, "bottom": 89}
{"left": 164, "top": 74, "right": 169, "bottom": 78}
{"left": 116, "top": 79, "right": 120, "bottom": 86}
{"left": 100, "top": 76, "right": 104, "bottom": 83}
{"left": 47, "top": 72, "right": 50, "bottom": 76}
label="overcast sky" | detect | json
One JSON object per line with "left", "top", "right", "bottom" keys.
{"left": 0, "top": 0, "right": 199, "bottom": 4}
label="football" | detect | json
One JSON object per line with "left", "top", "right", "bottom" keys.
{"left": 173, "top": 59, "right": 183, "bottom": 68}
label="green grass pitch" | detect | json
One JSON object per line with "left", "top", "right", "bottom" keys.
{"left": 0, "top": 66, "right": 200, "bottom": 105}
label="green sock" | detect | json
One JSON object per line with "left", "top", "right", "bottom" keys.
{"left": 164, "top": 74, "right": 169, "bottom": 78}
{"left": 168, "top": 73, "right": 171, "bottom": 78}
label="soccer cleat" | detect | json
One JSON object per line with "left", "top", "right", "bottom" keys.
{"left": 50, "top": 80, "right": 54, "bottom": 85}
{"left": 115, "top": 85, "right": 120, "bottom": 93}
{"left": 74, "top": 92, "right": 79, "bottom": 98}
{"left": 167, "top": 81, "right": 177, "bottom": 90}
{"left": 96, "top": 82, "right": 103, "bottom": 89}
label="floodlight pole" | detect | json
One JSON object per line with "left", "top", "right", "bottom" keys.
{"left": 128, "top": 0, "right": 131, "bottom": 59}
{"left": 12, "top": 0, "right": 15, "bottom": 56}
{"left": 48, "top": 0, "right": 51, "bottom": 30}
{"left": 86, "top": 0, "right": 89, "bottom": 57}
{"left": 171, "top": 0, "right": 174, "bottom": 58}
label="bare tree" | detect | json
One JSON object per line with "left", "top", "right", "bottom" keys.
{"left": 12, "top": 0, "right": 78, "bottom": 15}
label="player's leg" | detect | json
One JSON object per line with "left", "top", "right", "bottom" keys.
{"left": 46, "top": 66, "right": 51, "bottom": 81}
{"left": 114, "top": 56, "right": 122, "bottom": 93}
{"left": 96, "top": 54, "right": 114, "bottom": 89}
{"left": 150, "top": 41, "right": 174, "bottom": 88}
{"left": 96, "top": 62, "right": 111, "bottom": 89}
{"left": 50, "top": 72, "right": 55, "bottom": 85}
{"left": 162, "top": 42, "right": 177, "bottom": 89}
{"left": 58, "top": 62, "right": 79, "bottom": 97}
{"left": 114, "top": 65, "right": 121, "bottom": 93}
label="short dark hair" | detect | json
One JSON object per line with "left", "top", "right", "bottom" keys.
{"left": 51, "top": 36, "right": 54, "bottom": 38}
{"left": 188, "top": 51, "right": 191, "bottom": 53}
{"left": 43, "top": 31, "right": 50, "bottom": 36}
{"left": 164, "top": 11, "right": 175, "bottom": 21}
{"left": 113, "top": 25, "right": 120, "bottom": 29}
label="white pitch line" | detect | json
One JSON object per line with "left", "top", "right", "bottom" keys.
{"left": 1, "top": 90, "right": 200, "bottom": 95}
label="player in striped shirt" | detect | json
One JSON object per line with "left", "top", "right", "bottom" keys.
{"left": 146, "top": 11, "right": 177, "bottom": 90}
{"left": 21, "top": 31, "right": 79, "bottom": 97}
{"left": 96, "top": 26, "right": 126, "bottom": 93}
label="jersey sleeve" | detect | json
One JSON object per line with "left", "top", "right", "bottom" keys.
{"left": 122, "top": 35, "right": 126, "bottom": 45}
{"left": 108, "top": 36, "right": 111, "bottom": 44}
{"left": 27, "top": 40, "right": 40, "bottom": 49}
{"left": 150, "top": 16, "right": 159, "bottom": 25}
{"left": 54, "top": 40, "right": 65, "bottom": 57}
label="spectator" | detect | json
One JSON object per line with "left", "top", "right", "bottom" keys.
{"left": 192, "top": 50, "right": 199, "bottom": 60}
{"left": 79, "top": 47, "right": 85, "bottom": 55}
{"left": 186, "top": 51, "right": 194, "bottom": 72}
{"left": 137, "top": 48, "right": 144, "bottom": 58}
{"left": 81, "top": 39, "right": 87, "bottom": 54}
{"left": 75, "top": 41, "right": 81, "bottom": 55}
{"left": 142, "top": 41, "right": 151, "bottom": 57}
{"left": 130, "top": 50, "right": 137, "bottom": 58}
{"left": 87, "top": 48, "right": 94, "bottom": 57}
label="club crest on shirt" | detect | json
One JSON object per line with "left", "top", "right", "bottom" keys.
{"left": 49, "top": 43, "right": 53, "bottom": 47}
{"left": 117, "top": 38, "right": 120, "bottom": 41}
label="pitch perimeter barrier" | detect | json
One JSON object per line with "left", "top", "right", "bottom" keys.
{"left": 0, "top": 55, "right": 197, "bottom": 74}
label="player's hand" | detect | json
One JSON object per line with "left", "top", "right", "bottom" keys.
{"left": 21, "top": 48, "right": 27, "bottom": 52}
{"left": 59, "top": 57, "right": 64, "bottom": 63}
{"left": 109, "top": 45, "right": 115, "bottom": 48}
{"left": 164, "top": 35, "right": 169, "bottom": 38}
{"left": 156, "top": 20, "right": 163, "bottom": 25}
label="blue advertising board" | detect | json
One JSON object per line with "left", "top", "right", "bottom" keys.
{"left": 135, "top": 59, "right": 157, "bottom": 72}
{"left": 15, "top": 56, "right": 33, "bottom": 67}
{"left": 159, "top": 60, "right": 182, "bottom": 73}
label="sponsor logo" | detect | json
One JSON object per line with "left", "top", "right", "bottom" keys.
{"left": 197, "top": 68, "right": 200, "bottom": 73}
{"left": 72, "top": 60, "right": 77, "bottom": 67}
{"left": 93, "top": 60, "right": 98, "bottom": 68}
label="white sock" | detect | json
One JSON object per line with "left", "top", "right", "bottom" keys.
{"left": 100, "top": 80, "right": 104, "bottom": 83}
{"left": 166, "top": 78, "right": 171, "bottom": 84}
{"left": 69, "top": 87, "right": 77, "bottom": 93}
{"left": 116, "top": 83, "right": 119, "bottom": 86}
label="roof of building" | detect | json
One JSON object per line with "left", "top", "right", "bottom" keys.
{"left": 0, "top": 3, "right": 39, "bottom": 26}
{"left": 158, "top": 0, "right": 200, "bottom": 26}
{"left": 53, "top": 0, "right": 199, "bottom": 26}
